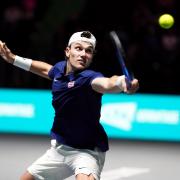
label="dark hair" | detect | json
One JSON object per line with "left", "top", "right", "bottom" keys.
{"left": 80, "top": 31, "right": 92, "bottom": 39}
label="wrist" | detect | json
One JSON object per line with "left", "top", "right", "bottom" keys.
{"left": 115, "top": 76, "right": 124, "bottom": 92}
{"left": 13, "top": 55, "right": 32, "bottom": 71}
{"left": 10, "top": 54, "right": 16, "bottom": 64}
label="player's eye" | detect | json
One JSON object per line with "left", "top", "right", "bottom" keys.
{"left": 75, "top": 46, "right": 82, "bottom": 51}
{"left": 85, "top": 48, "right": 93, "bottom": 54}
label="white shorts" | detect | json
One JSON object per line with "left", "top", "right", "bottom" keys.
{"left": 27, "top": 140, "right": 106, "bottom": 180}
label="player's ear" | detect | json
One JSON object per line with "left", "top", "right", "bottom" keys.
{"left": 65, "top": 47, "right": 70, "bottom": 58}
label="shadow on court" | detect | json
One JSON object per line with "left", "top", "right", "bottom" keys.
{"left": 0, "top": 134, "right": 179, "bottom": 180}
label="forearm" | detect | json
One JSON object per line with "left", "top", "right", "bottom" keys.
{"left": 92, "top": 75, "right": 125, "bottom": 94}
{"left": 30, "top": 60, "right": 52, "bottom": 79}
{"left": 0, "top": 41, "right": 52, "bottom": 79}
{"left": 105, "top": 75, "right": 139, "bottom": 94}
{"left": 102, "top": 75, "right": 124, "bottom": 93}
{"left": 13, "top": 55, "right": 52, "bottom": 79}
{"left": 92, "top": 75, "right": 139, "bottom": 94}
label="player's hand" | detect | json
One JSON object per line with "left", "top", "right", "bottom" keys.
{"left": 119, "top": 75, "right": 139, "bottom": 93}
{"left": 0, "top": 41, "right": 15, "bottom": 64}
{"left": 126, "top": 78, "right": 139, "bottom": 94}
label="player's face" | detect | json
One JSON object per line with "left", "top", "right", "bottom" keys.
{"left": 65, "top": 41, "right": 94, "bottom": 72}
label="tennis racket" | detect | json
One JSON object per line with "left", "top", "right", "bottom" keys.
{"left": 109, "top": 31, "right": 133, "bottom": 88}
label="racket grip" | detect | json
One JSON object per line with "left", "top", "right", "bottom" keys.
{"left": 125, "top": 74, "right": 133, "bottom": 90}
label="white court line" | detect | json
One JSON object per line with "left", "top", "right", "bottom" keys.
{"left": 101, "top": 167, "right": 150, "bottom": 180}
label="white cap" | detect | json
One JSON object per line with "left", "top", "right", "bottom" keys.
{"left": 68, "top": 31, "right": 96, "bottom": 49}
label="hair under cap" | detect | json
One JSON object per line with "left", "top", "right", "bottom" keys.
{"left": 68, "top": 31, "right": 96, "bottom": 49}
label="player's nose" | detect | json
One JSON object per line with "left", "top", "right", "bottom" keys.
{"left": 80, "top": 49, "right": 86, "bottom": 56}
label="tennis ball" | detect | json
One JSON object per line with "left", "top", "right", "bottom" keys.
{"left": 158, "top": 14, "right": 174, "bottom": 29}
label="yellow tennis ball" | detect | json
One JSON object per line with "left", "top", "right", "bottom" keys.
{"left": 158, "top": 14, "right": 174, "bottom": 29}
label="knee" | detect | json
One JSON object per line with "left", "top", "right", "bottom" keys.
{"left": 76, "top": 173, "right": 96, "bottom": 180}
{"left": 20, "top": 171, "right": 34, "bottom": 180}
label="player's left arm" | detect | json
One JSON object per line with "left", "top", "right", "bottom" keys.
{"left": 91, "top": 75, "right": 139, "bottom": 94}
{"left": 0, "top": 40, "right": 52, "bottom": 79}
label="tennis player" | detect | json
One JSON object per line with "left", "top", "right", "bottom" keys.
{"left": 0, "top": 31, "right": 139, "bottom": 180}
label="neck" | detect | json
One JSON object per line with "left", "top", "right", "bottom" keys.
{"left": 66, "top": 61, "right": 74, "bottom": 75}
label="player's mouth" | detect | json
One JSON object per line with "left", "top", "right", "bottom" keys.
{"left": 77, "top": 59, "right": 86, "bottom": 66}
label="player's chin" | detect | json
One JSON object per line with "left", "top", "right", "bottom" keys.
{"left": 76, "top": 64, "right": 88, "bottom": 70}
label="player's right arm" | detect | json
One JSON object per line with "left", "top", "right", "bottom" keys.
{"left": 0, "top": 41, "right": 52, "bottom": 80}
{"left": 91, "top": 75, "right": 139, "bottom": 94}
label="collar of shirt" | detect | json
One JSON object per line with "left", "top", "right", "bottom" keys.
{"left": 55, "top": 61, "right": 84, "bottom": 81}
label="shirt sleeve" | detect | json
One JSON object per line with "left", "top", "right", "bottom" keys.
{"left": 48, "top": 65, "right": 59, "bottom": 79}
{"left": 48, "top": 61, "right": 64, "bottom": 79}
{"left": 48, "top": 66, "right": 56, "bottom": 79}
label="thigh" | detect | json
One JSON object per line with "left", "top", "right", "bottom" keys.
{"left": 27, "top": 144, "right": 73, "bottom": 180}
{"left": 68, "top": 148, "right": 106, "bottom": 180}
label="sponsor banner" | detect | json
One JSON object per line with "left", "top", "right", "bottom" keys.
{"left": 0, "top": 89, "right": 180, "bottom": 141}
{"left": 0, "top": 88, "right": 53, "bottom": 134}
{"left": 101, "top": 94, "right": 180, "bottom": 141}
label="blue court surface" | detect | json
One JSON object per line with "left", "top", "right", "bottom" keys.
{"left": 0, "top": 134, "right": 179, "bottom": 180}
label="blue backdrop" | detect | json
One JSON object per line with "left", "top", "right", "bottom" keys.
{"left": 0, "top": 88, "right": 180, "bottom": 141}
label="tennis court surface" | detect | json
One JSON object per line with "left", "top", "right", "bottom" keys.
{"left": 0, "top": 134, "right": 179, "bottom": 180}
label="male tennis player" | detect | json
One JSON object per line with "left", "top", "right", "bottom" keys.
{"left": 0, "top": 31, "right": 139, "bottom": 180}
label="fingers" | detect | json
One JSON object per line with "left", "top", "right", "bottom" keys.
{"left": 117, "top": 75, "right": 139, "bottom": 94}
{"left": 0, "top": 41, "right": 14, "bottom": 62}
{"left": 127, "top": 79, "right": 139, "bottom": 94}
{"left": 0, "top": 41, "right": 6, "bottom": 54}
{"left": 0, "top": 40, "right": 4, "bottom": 46}
{"left": 0, "top": 41, "right": 11, "bottom": 55}
{"left": 3, "top": 43, "right": 11, "bottom": 53}
{"left": 0, "top": 40, "right": 6, "bottom": 49}
{"left": 0, "top": 41, "right": 4, "bottom": 54}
